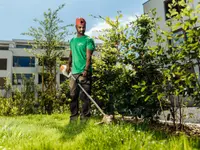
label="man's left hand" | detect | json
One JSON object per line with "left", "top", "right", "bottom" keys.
{"left": 82, "top": 70, "right": 87, "bottom": 77}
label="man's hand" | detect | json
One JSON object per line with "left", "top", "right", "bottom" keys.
{"left": 82, "top": 70, "right": 87, "bottom": 77}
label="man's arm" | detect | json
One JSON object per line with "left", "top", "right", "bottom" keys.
{"left": 82, "top": 50, "right": 93, "bottom": 77}
{"left": 67, "top": 51, "right": 72, "bottom": 74}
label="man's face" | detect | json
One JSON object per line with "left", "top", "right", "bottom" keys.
{"left": 76, "top": 24, "right": 86, "bottom": 35}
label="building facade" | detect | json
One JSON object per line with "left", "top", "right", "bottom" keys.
{"left": 0, "top": 39, "right": 71, "bottom": 96}
{"left": 143, "top": 0, "right": 200, "bottom": 108}
{"left": 143, "top": 0, "right": 200, "bottom": 30}
{"left": 143, "top": 0, "right": 200, "bottom": 45}
{"left": 143, "top": 0, "right": 200, "bottom": 71}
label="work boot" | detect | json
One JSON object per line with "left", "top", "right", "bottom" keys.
{"left": 80, "top": 116, "right": 89, "bottom": 124}
{"left": 69, "top": 116, "right": 78, "bottom": 124}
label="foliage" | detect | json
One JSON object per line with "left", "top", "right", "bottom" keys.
{"left": 0, "top": 97, "right": 18, "bottom": 116}
{"left": 1, "top": 1, "right": 200, "bottom": 132}
{"left": 156, "top": 0, "right": 200, "bottom": 127}
{"left": 55, "top": 79, "right": 71, "bottom": 113}
{"left": 92, "top": 11, "right": 164, "bottom": 119}
{"left": 22, "top": 4, "right": 72, "bottom": 114}
{"left": 0, "top": 74, "right": 70, "bottom": 116}
{"left": 91, "top": 0, "right": 200, "bottom": 126}
{"left": 0, "top": 75, "right": 39, "bottom": 115}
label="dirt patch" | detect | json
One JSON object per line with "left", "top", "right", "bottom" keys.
{"left": 115, "top": 116, "right": 200, "bottom": 137}
{"left": 149, "top": 121, "right": 200, "bottom": 137}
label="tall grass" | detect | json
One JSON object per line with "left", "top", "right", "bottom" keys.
{"left": 0, "top": 114, "right": 199, "bottom": 150}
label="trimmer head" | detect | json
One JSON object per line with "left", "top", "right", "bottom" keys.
{"left": 95, "top": 115, "right": 114, "bottom": 125}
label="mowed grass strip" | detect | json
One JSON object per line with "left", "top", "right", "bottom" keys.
{"left": 0, "top": 114, "right": 199, "bottom": 150}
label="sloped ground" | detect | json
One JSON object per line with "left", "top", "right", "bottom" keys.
{"left": 156, "top": 107, "right": 200, "bottom": 136}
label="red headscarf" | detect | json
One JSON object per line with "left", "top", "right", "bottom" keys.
{"left": 76, "top": 18, "right": 86, "bottom": 26}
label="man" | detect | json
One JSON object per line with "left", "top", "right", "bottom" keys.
{"left": 66, "top": 18, "right": 95, "bottom": 122}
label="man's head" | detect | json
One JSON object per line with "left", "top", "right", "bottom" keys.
{"left": 76, "top": 18, "right": 86, "bottom": 36}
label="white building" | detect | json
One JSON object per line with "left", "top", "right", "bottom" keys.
{"left": 143, "top": 0, "right": 200, "bottom": 29}
{"left": 143, "top": 0, "right": 200, "bottom": 71}
{"left": 0, "top": 39, "right": 71, "bottom": 96}
{"left": 143, "top": 0, "right": 200, "bottom": 46}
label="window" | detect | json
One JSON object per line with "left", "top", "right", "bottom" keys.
{"left": 0, "top": 77, "right": 6, "bottom": 89}
{"left": 171, "top": 29, "right": 186, "bottom": 47}
{"left": 16, "top": 45, "right": 32, "bottom": 49}
{"left": 0, "top": 59, "right": 7, "bottom": 70}
{"left": 38, "top": 57, "right": 67, "bottom": 66}
{"left": 55, "top": 46, "right": 65, "bottom": 50}
{"left": 0, "top": 47, "right": 9, "bottom": 50}
{"left": 38, "top": 57, "right": 57, "bottom": 66}
{"left": 12, "top": 74, "right": 33, "bottom": 85}
{"left": 0, "top": 44, "right": 9, "bottom": 50}
{"left": 13, "top": 56, "right": 35, "bottom": 67}
{"left": 164, "top": 0, "right": 186, "bottom": 20}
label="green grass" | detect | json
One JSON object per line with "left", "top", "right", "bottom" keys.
{"left": 0, "top": 114, "right": 199, "bottom": 150}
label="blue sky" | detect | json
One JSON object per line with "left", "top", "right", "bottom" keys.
{"left": 0, "top": 0, "right": 147, "bottom": 41}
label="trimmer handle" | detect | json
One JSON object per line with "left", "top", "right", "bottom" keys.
{"left": 60, "top": 65, "right": 71, "bottom": 78}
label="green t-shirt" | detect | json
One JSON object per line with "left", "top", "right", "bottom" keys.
{"left": 70, "top": 35, "right": 95, "bottom": 74}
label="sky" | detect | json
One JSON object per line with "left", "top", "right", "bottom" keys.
{"left": 0, "top": 0, "right": 147, "bottom": 41}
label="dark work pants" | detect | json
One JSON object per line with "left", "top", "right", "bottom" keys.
{"left": 69, "top": 73, "right": 91, "bottom": 121}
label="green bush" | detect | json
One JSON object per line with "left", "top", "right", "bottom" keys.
{"left": 91, "top": 11, "right": 165, "bottom": 119}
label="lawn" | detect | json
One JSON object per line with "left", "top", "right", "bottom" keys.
{"left": 0, "top": 113, "right": 199, "bottom": 150}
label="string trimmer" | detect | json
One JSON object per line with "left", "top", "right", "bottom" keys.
{"left": 60, "top": 65, "right": 114, "bottom": 124}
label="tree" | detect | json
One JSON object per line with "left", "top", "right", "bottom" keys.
{"left": 159, "top": 0, "right": 200, "bottom": 129}
{"left": 92, "top": 11, "right": 164, "bottom": 119}
{"left": 22, "top": 4, "right": 72, "bottom": 114}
